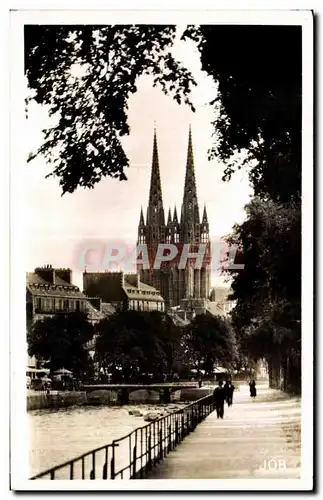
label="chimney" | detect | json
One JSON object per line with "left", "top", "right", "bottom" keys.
{"left": 55, "top": 268, "right": 72, "bottom": 284}
{"left": 35, "top": 265, "right": 55, "bottom": 284}
{"left": 124, "top": 273, "right": 140, "bottom": 289}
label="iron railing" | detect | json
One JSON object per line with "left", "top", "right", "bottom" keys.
{"left": 30, "top": 393, "right": 215, "bottom": 480}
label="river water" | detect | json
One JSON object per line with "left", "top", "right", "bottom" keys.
{"left": 28, "top": 402, "right": 188, "bottom": 479}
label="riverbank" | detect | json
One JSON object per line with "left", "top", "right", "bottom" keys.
{"left": 27, "top": 386, "right": 213, "bottom": 411}
{"left": 27, "top": 391, "right": 87, "bottom": 411}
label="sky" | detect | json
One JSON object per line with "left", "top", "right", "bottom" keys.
{"left": 24, "top": 32, "right": 253, "bottom": 290}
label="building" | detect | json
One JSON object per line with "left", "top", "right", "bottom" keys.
{"left": 26, "top": 266, "right": 117, "bottom": 373}
{"left": 26, "top": 266, "right": 90, "bottom": 330}
{"left": 26, "top": 265, "right": 116, "bottom": 326}
{"left": 209, "top": 286, "right": 236, "bottom": 317}
{"left": 83, "top": 270, "right": 165, "bottom": 312}
{"left": 137, "top": 127, "right": 211, "bottom": 308}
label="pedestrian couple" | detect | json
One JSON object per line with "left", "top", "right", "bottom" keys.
{"left": 212, "top": 380, "right": 235, "bottom": 419}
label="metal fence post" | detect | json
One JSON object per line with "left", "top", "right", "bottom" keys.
{"left": 110, "top": 444, "right": 116, "bottom": 479}
{"left": 132, "top": 445, "right": 137, "bottom": 478}
{"left": 159, "top": 428, "right": 163, "bottom": 460}
{"left": 175, "top": 419, "right": 179, "bottom": 445}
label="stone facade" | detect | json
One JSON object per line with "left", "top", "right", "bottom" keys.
{"left": 137, "top": 128, "right": 211, "bottom": 308}
{"left": 83, "top": 270, "right": 165, "bottom": 313}
{"left": 26, "top": 265, "right": 112, "bottom": 326}
{"left": 26, "top": 266, "right": 90, "bottom": 328}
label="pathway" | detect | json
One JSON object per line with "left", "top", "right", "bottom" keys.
{"left": 147, "top": 383, "right": 301, "bottom": 479}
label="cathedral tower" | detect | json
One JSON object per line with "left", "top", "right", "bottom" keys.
{"left": 137, "top": 126, "right": 211, "bottom": 308}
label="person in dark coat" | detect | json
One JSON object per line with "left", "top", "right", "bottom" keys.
{"left": 213, "top": 381, "right": 226, "bottom": 419}
{"left": 223, "top": 381, "right": 229, "bottom": 404}
{"left": 227, "top": 381, "right": 235, "bottom": 406}
{"left": 249, "top": 380, "right": 257, "bottom": 399}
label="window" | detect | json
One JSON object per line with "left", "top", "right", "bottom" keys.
{"left": 76, "top": 300, "right": 80, "bottom": 311}
{"left": 35, "top": 297, "right": 42, "bottom": 310}
{"left": 44, "top": 298, "right": 51, "bottom": 311}
{"left": 174, "top": 233, "right": 179, "bottom": 243}
{"left": 63, "top": 299, "right": 69, "bottom": 310}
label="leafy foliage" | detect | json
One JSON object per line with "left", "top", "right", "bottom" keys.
{"left": 182, "top": 25, "right": 302, "bottom": 202}
{"left": 224, "top": 198, "right": 301, "bottom": 390}
{"left": 184, "top": 314, "right": 237, "bottom": 374}
{"left": 26, "top": 25, "right": 301, "bottom": 203}
{"left": 27, "top": 312, "right": 94, "bottom": 376}
{"left": 227, "top": 197, "right": 301, "bottom": 325}
{"left": 94, "top": 310, "right": 182, "bottom": 381}
{"left": 25, "top": 25, "right": 196, "bottom": 194}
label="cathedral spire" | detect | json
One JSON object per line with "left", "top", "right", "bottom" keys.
{"left": 139, "top": 206, "right": 145, "bottom": 227}
{"left": 202, "top": 204, "right": 208, "bottom": 224}
{"left": 146, "top": 128, "right": 165, "bottom": 227}
{"left": 183, "top": 125, "right": 197, "bottom": 203}
{"left": 167, "top": 207, "right": 172, "bottom": 225}
{"left": 181, "top": 126, "right": 200, "bottom": 241}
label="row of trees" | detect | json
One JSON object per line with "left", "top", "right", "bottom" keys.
{"left": 27, "top": 310, "right": 238, "bottom": 382}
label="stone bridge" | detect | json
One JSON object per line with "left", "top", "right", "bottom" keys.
{"left": 83, "top": 383, "right": 199, "bottom": 404}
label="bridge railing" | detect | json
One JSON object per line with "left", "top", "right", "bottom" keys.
{"left": 30, "top": 393, "right": 215, "bottom": 480}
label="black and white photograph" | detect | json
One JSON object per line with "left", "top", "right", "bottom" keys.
{"left": 9, "top": 7, "right": 313, "bottom": 492}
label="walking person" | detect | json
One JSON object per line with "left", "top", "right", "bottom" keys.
{"left": 213, "top": 380, "right": 226, "bottom": 419}
{"left": 223, "top": 380, "right": 229, "bottom": 404}
{"left": 249, "top": 380, "right": 257, "bottom": 400}
{"left": 227, "top": 381, "right": 235, "bottom": 407}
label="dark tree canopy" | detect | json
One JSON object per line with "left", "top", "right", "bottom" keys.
{"left": 94, "top": 310, "right": 183, "bottom": 381}
{"left": 25, "top": 25, "right": 195, "bottom": 194}
{"left": 182, "top": 25, "right": 302, "bottom": 202}
{"left": 224, "top": 197, "right": 301, "bottom": 391}
{"left": 184, "top": 314, "right": 237, "bottom": 374}
{"left": 25, "top": 24, "right": 302, "bottom": 202}
{"left": 27, "top": 312, "right": 94, "bottom": 375}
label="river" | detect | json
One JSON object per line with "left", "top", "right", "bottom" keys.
{"left": 28, "top": 402, "right": 187, "bottom": 479}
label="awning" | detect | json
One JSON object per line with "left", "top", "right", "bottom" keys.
{"left": 213, "top": 367, "right": 228, "bottom": 374}
{"left": 26, "top": 367, "right": 50, "bottom": 373}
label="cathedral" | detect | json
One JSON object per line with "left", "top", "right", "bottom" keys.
{"left": 137, "top": 127, "right": 211, "bottom": 309}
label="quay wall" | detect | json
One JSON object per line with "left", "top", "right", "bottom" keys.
{"left": 27, "top": 387, "right": 213, "bottom": 411}
{"left": 27, "top": 391, "right": 87, "bottom": 411}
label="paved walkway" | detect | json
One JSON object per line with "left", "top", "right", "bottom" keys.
{"left": 148, "top": 383, "right": 301, "bottom": 479}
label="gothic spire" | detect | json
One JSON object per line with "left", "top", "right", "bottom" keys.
{"left": 183, "top": 125, "right": 198, "bottom": 204}
{"left": 147, "top": 128, "right": 165, "bottom": 227}
{"left": 202, "top": 204, "right": 208, "bottom": 224}
{"left": 167, "top": 207, "right": 172, "bottom": 225}
{"left": 139, "top": 206, "right": 145, "bottom": 227}
{"left": 181, "top": 126, "right": 200, "bottom": 241}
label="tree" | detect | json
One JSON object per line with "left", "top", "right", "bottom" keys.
{"left": 182, "top": 25, "right": 302, "bottom": 203}
{"left": 225, "top": 198, "right": 301, "bottom": 392}
{"left": 26, "top": 25, "right": 302, "bottom": 201}
{"left": 25, "top": 25, "right": 195, "bottom": 194}
{"left": 27, "top": 312, "right": 94, "bottom": 377}
{"left": 184, "top": 314, "right": 237, "bottom": 375}
{"left": 95, "top": 310, "right": 183, "bottom": 382}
